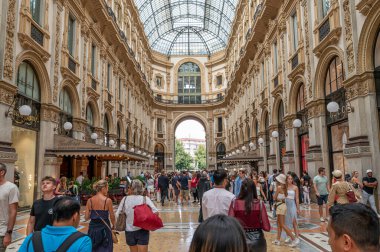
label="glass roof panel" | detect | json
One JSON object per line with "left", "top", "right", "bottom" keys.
{"left": 133, "top": 0, "right": 239, "bottom": 55}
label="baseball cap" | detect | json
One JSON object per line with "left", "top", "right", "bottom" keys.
{"left": 366, "top": 169, "right": 373, "bottom": 174}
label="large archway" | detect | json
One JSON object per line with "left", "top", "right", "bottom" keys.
{"left": 174, "top": 118, "right": 206, "bottom": 171}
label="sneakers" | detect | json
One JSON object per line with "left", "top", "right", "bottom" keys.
{"left": 272, "top": 240, "right": 281, "bottom": 246}
{"left": 288, "top": 238, "right": 300, "bottom": 247}
{"left": 320, "top": 217, "right": 325, "bottom": 222}
{"left": 284, "top": 237, "right": 291, "bottom": 244}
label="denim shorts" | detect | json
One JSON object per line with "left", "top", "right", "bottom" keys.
{"left": 125, "top": 229, "right": 150, "bottom": 246}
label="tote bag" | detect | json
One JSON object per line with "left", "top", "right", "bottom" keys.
{"left": 133, "top": 196, "right": 163, "bottom": 231}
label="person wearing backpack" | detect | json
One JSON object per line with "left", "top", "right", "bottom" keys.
{"left": 19, "top": 197, "right": 91, "bottom": 252}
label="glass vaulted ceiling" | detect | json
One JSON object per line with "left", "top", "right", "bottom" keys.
{"left": 134, "top": 0, "right": 239, "bottom": 56}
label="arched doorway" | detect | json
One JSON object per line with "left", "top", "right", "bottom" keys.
{"left": 175, "top": 118, "right": 206, "bottom": 171}
{"left": 12, "top": 61, "right": 41, "bottom": 207}
{"left": 295, "top": 83, "right": 309, "bottom": 174}
{"left": 154, "top": 144, "right": 165, "bottom": 172}
{"left": 374, "top": 30, "right": 380, "bottom": 142}
{"left": 178, "top": 62, "right": 202, "bottom": 104}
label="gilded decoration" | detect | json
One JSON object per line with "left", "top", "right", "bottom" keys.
{"left": 302, "top": 0, "right": 313, "bottom": 99}
{"left": 53, "top": 4, "right": 63, "bottom": 103}
{"left": 343, "top": 0, "right": 355, "bottom": 74}
{"left": 0, "top": 81, "right": 17, "bottom": 106}
{"left": 40, "top": 104, "right": 60, "bottom": 123}
{"left": 4, "top": 0, "right": 17, "bottom": 81}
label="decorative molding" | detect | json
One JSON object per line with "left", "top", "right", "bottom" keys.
{"left": 53, "top": 7, "right": 62, "bottom": 103}
{"left": 4, "top": 0, "right": 17, "bottom": 81}
{"left": 343, "top": 0, "right": 355, "bottom": 74}
{"left": 0, "top": 81, "right": 17, "bottom": 106}
{"left": 302, "top": 0, "right": 313, "bottom": 100}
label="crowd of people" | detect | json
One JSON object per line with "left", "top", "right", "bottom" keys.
{"left": 0, "top": 161, "right": 379, "bottom": 252}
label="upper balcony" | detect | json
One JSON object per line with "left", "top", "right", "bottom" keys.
{"left": 154, "top": 94, "right": 225, "bottom": 106}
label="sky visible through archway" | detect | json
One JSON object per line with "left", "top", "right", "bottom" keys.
{"left": 175, "top": 120, "right": 205, "bottom": 139}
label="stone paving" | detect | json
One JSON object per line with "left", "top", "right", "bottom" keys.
{"left": 6, "top": 201, "right": 330, "bottom": 252}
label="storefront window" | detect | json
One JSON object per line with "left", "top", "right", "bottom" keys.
{"left": 296, "top": 83, "right": 309, "bottom": 173}
{"left": 12, "top": 127, "right": 37, "bottom": 208}
{"left": 329, "top": 122, "right": 349, "bottom": 173}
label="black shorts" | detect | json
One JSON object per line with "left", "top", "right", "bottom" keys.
{"left": 125, "top": 229, "right": 150, "bottom": 246}
{"left": 317, "top": 194, "right": 328, "bottom": 205}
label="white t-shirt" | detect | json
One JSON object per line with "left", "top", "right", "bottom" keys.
{"left": 202, "top": 188, "right": 235, "bottom": 220}
{"left": 76, "top": 175, "right": 84, "bottom": 185}
{"left": 116, "top": 195, "right": 158, "bottom": 231}
{"left": 0, "top": 181, "right": 19, "bottom": 236}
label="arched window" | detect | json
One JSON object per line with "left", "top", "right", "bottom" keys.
{"left": 375, "top": 31, "right": 380, "bottom": 69}
{"left": 178, "top": 62, "right": 201, "bottom": 104}
{"left": 325, "top": 57, "right": 344, "bottom": 96}
{"left": 17, "top": 61, "right": 40, "bottom": 101}
{"left": 126, "top": 126, "right": 130, "bottom": 149}
{"left": 321, "top": 0, "right": 330, "bottom": 18}
{"left": 117, "top": 123, "right": 121, "bottom": 148}
{"left": 59, "top": 89, "right": 72, "bottom": 115}
{"left": 30, "top": 0, "right": 44, "bottom": 25}
{"left": 86, "top": 105, "right": 94, "bottom": 126}
{"left": 86, "top": 104, "right": 95, "bottom": 143}
{"left": 297, "top": 83, "right": 305, "bottom": 112}
{"left": 216, "top": 143, "right": 226, "bottom": 160}
{"left": 104, "top": 115, "right": 109, "bottom": 146}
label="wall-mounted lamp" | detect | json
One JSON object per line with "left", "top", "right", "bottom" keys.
{"left": 258, "top": 138, "right": 264, "bottom": 145}
{"left": 327, "top": 101, "right": 354, "bottom": 114}
{"left": 271, "top": 131, "right": 279, "bottom": 138}
{"left": 209, "top": 157, "right": 212, "bottom": 161}
{"left": 143, "top": 152, "right": 147, "bottom": 156}
{"left": 130, "top": 147, "right": 135, "bottom": 152}
{"left": 242, "top": 146, "right": 247, "bottom": 151}
{"left": 5, "top": 102, "right": 32, "bottom": 118}
{"left": 236, "top": 149, "right": 241, "bottom": 154}
{"left": 137, "top": 150, "right": 142, "bottom": 154}
{"left": 120, "top": 144, "right": 126, "bottom": 150}
{"left": 91, "top": 132, "right": 98, "bottom": 140}
{"left": 249, "top": 141, "right": 257, "bottom": 150}
{"left": 169, "top": 157, "right": 173, "bottom": 161}
{"left": 293, "top": 118, "right": 312, "bottom": 129}
{"left": 63, "top": 122, "right": 73, "bottom": 131}
{"left": 109, "top": 139, "right": 115, "bottom": 146}
{"left": 232, "top": 151, "right": 236, "bottom": 155}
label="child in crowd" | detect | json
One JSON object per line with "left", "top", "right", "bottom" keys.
{"left": 302, "top": 180, "right": 311, "bottom": 208}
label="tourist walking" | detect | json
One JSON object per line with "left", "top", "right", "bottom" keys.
{"left": 234, "top": 168, "right": 246, "bottom": 196}
{"left": 146, "top": 175, "right": 155, "bottom": 199}
{"left": 361, "top": 169, "right": 380, "bottom": 216}
{"left": 351, "top": 171, "right": 362, "bottom": 190}
{"left": 302, "top": 180, "right": 311, "bottom": 207}
{"left": 283, "top": 175, "right": 300, "bottom": 244}
{"left": 172, "top": 172, "right": 180, "bottom": 204}
{"left": 116, "top": 179, "right": 158, "bottom": 252}
{"left": 189, "top": 215, "right": 249, "bottom": 252}
{"left": 19, "top": 197, "right": 91, "bottom": 252}
{"left": 228, "top": 179, "right": 270, "bottom": 252}
{"left": 272, "top": 174, "right": 299, "bottom": 247}
{"left": 258, "top": 171, "right": 268, "bottom": 200}
{"left": 76, "top": 172, "right": 84, "bottom": 185}
{"left": 313, "top": 167, "right": 330, "bottom": 222}
{"left": 68, "top": 181, "right": 79, "bottom": 202}
{"left": 253, "top": 176, "right": 267, "bottom": 201}
{"left": 197, "top": 171, "right": 212, "bottom": 222}
{"left": 190, "top": 172, "right": 200, "bottom": 203}
{"left": 202, "top": 169, "right": 235, "bottom": 220}
{"left": 85, "top": 180, "right": 115, "bottom": 252}
{"left": 177, "top": 171, "right": 190, "bottom": 205}
{"left": 0, "top": 163, "right": 19, "bottom": 252}
{"left": 158, "top": 171, "right": 169, "bottom": 206}
{"left": 26, "top": 176, "right": 57, "bottom": 235}
{"left": 328, "top": 170, "right": 356, "bottom": 206}
{"left": 55, "top": 176, "right": 68, "bottom": 196}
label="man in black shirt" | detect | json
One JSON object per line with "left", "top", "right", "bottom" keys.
{"left": 26, "top": 176, "right": 58, "bottom": 234}
{"left": 361, "top": 169, "right": 379, "bottom": 216}
{"left": 158, "top": 171, "right": 169, "bottom": 206}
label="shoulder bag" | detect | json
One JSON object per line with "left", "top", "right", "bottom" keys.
{"left": 115, "top": 196, "right": 127, "bottom": 231}
{"left": 345, "top": 182, "right": 358, "bottom": 203}
{"left": 133, "top": 196, "right": 163, "bottom": 231}
{"left": 28, "top": 231, "right": 86, "bottom": 252}
{"left": 244, "top": 200, "right": 267, "bottom": 252}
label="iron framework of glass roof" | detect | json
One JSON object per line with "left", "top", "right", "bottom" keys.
{"left": 133, "top": 0, "right": 239, "bottom": 56}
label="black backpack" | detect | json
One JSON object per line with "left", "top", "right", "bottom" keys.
{"left": 27, "top": 231, "right": 86, "bottom": 252}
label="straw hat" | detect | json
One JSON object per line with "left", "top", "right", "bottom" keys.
{"left": 275, "top": 174, "right": 286, "bottom": 184}
{"left": 332, "top": 170, "right": 343, "bottom": 178}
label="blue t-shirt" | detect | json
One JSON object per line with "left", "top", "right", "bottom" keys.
{"left": 19, "top": 225, "right": 92, "bottom": 252}
{"left": 180, "top": 176, "right": 190, "bottom": 190}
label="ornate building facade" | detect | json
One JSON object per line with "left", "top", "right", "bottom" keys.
{"left": 0, "top": 0, "right": 379, "bottom": 206}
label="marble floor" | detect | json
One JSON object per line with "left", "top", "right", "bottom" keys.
{"left": 6, "top": 201, "right": 330, "bottom": 252}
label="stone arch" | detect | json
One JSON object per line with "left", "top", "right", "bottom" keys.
{"left": 126, "top": 123, "right": 132, "bottom": 146}
{"left": 15, "top": 50, "right": 51, "bottom": 104}
{"left": 244, "top": 122, "right": 251, "bottom": 141}
{"left": 173, "top": 58, "right": 206, "bottom": 95}
{"left": 314, "top": 46, "right": 345, "bottom": 99}
{"left": 357, "top": 1, "right": 380, "bottom": 73}
{"left": 117, "top": 119, "right": 125, "bottom": 139}
{"left": 60, "top": 80, "right": 81, "bottom": 118}
{"left": 251, "top": 117, "right": 259, "bottom": 138}
{"left": 104, "top": 111, "right": 114, "bottom": 134}
{"left": 172, "top": 112, "right": 208, "bottom": 133}
{"left": 272, "top": 96, "right": 285, "bottom": 125}
{"left": 260, "top": 109, "right": 269, "bottom": 132}
{"left": 288, "top": 75, "right": 307, "bottom": 114}
{"left": 86, "top": 99, "right": 100, "bottom": 127}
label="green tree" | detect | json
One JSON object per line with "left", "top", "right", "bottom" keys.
{"left": 175, "top": 140, "right": 193, "bottom": 170}
{"left": 194, "top": 144, "right": 206, "bottom": 170}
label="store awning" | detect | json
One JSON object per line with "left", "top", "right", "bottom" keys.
{"left": 47, "top": 135, "right": 148, "bottom": 162}
{"left": 217, "top": 151, "right": 263, "bottom": 164}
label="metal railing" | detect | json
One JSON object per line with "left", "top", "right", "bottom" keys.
{"left": 154, "top": 95, "right": 225, "bottom": 104}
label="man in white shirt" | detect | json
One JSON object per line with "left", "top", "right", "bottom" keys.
{"left": 0, "top": 163, "right": 19, "bottom": 252}
{"left": 202, "top": 169, "right": 235, "bottom": 220}
{"left": 76, "top": 172, "right": 84, "bottom": 185}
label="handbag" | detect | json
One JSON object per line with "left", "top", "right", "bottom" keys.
{"left": 346, "top": 182, "right": 358, "bottom": 203}
{"left": 93, "top": 209, "right": 119, "bottom": 244}
{"left": 133, "top": 196, "right": 163, "bottom": 231}
{"left": 115, "top": 196, "right": 127, "bottom": 231}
